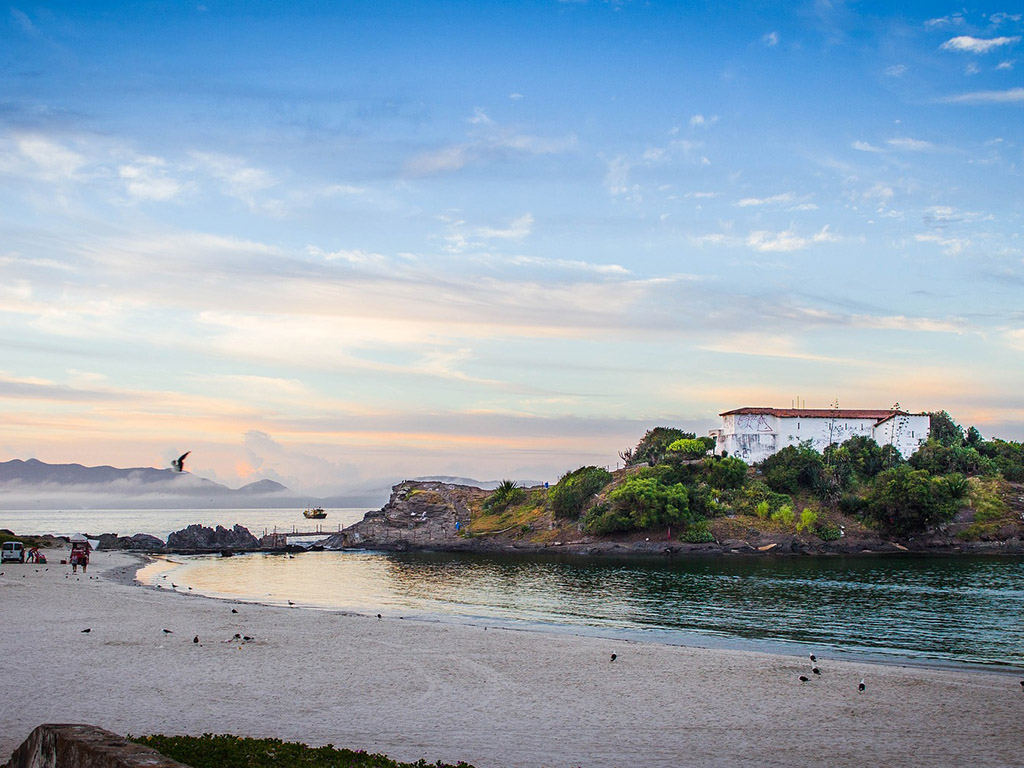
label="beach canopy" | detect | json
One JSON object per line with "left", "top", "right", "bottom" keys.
{"left": 69, "top": 533, "right": 88, "bottom": 542}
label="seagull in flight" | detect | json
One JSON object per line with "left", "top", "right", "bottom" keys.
{"left": 171, "top": 451, "right": 191, "bottom": 473}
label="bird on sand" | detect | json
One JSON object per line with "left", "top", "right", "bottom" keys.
{"left": 377, "top": 613, "right": 382, "bottom": 619}
{"left": 858, "top": 679, "right": 866, "bottom": 692}
{"left": 812, "top": 667, "right": 821, "bottom": 676}
{"left": 1019, "top": 680, "right": 1023, "bottom": 690}
{"left": 288, "top": 600, "right": 295, "bottom": 606}
{"left": 799, "top": 675, "right": 809, "bottom": 682}
{"left": 162, "top": 629, "right": 173, "bottom": 634}
{"left": 610, "top": 653, "right": 617, "bottom": 662}
{"left": 193, "top": 636, "right": 199, "bottom": 644}
{"left": 81, "top": 628, "right": 91, "bottom": 633}
{"left": 809, "top": 653, "right": 816, "bottom": 663}
{"left": 171, "top": 451, "right": 191, "bottom": 473}
{"left": 231, "top": 608, "right": 238, "bottom": 613}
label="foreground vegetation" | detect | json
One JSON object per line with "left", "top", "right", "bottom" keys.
{"left": 132, "top": 734, "right": 476, "bottom": 768}
{"left": 476, "top": 412, "right": 1024, "bottom": 545}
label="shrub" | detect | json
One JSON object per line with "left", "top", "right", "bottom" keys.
{"left": 606, "top": 476, "right": 692, "bottom": 531}
{"left": 667, "top": 437, "right": 713, "bottom": 459}
{"left": 132, "top": 734, "right": 477, "bottom": 768}
{"left": 814, "top": 522, "right": 842, "bottom": 541}
{"left": 861, "top": 465, "right": 959, "bottom": 536}
{"left": 620, "top": 427, "right": 696, "bottom": 466}
{"left": 549, "top": 466, "right": 612, "bottom": 519}
{"left": 483, "top": 480, "right": 525, "bottom": 513}
{"left": 682, "top": 520, "right": 716, "bottom": 543}
{"left": 943, "top": 473, "right": 969, "bottom": 500}
{"left": 582, "top": 503, "right": 633, "bottom": 535}
{"left": 755, "top": 500, "right": 770, "bottom": 519}
{"left": 797, "top": 507, "right": 818, "bottom": 533}
{"left": 758, "top": 445, "right": 823, "bottom": 495}
{"left": 771, "top": 504, "right": 795, "bottom": 527}
{"left": 705, "top": 456, "right": 748, "bottom": 490}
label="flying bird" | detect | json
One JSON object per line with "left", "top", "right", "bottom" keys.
{"left": 858, "top": 679, "right": 866, "bottom": 693}
{"left": 171, "top": 451, "right": 191, "bottom": 473}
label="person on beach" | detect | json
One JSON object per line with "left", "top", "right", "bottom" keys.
{"left": 70, "top": 548, "right": 79, "bottom": 573}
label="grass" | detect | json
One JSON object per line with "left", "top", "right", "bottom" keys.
{"left": 466, "top": 488, "right": 549, "bottom": 538}
{"left": 131, "top": 734, "right": 477, "bottom": 768}
{"left": 958, "top": 476, "right": 1017, "bottom": 540}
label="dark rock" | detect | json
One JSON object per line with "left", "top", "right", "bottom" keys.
{"left": 166, "top": 523, "right": 259, "bottom": 550}
{"left": 93, "top": 532, "right": 165, "bottom": 551}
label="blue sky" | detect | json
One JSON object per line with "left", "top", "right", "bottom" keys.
{"left": 1, "top": 1, "right": 1022, "bottom": 497}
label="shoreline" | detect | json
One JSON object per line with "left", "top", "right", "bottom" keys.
{"left": 135, "top": 548, "right": 1024, "bottom": 678}
{"left": 3, "top": 548, "right": 1023, "bottom": 768}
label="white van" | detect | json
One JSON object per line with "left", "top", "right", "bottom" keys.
{"left": 1, "top": 541, "right": 24, "bottom": 563}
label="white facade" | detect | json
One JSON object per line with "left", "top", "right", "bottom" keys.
{"left": 710, "top": 408, "right": 930, "bottom": 465}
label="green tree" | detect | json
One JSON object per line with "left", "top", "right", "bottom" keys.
{"left": 549, "top": 466, "right": 612, "bottom": 519}
{"left": 705, "top": 456, "right": 748, "bottom": 490}
{"left": 929, "top": 410, "right": 963, "bottom": 447}
{"left": 862, "top": 465, "right": 959, "bottom": 536}
{"left": 620, "top": 427, "right": 695, "bottom": 466}
{"left": 667, "top": 437, "right": 713, "bottom": 459}
{"left": 758, "top": 444, "right": 824, "bottom": 495}
{"left": 585, "top": 476, "right": 692, "bottom": 533}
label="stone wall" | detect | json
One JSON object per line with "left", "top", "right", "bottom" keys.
{"left": 4, "top": 724, "right": 189, "bottom": 768}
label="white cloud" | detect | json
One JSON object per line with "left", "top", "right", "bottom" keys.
{"left": 14, "top": 136, "right": 87, "bottom": 181}
{"left": 118, "top": 157, "right": 186, "bottom": 202}
{"left": 943, "top": 87, "right": 1024, "bottom": 103}
{"left": 996, "top": 60, "right": 1014, "bottom": 70}
{"left": 507, "top": 255, "right": 630, "bottom": 276}
{"left": 941, "top": 35, "right": 1021, "bottom": 54}
{"left": 887, "top": 137, "right": 935, "bottom": 151}
{"left": 746, "top": 226, "right": 838, "bottom": 252}
{"left": 915, "top": 233, "right": 971, "bottom": 255}
{"left": 885, "top": 64, "right": 908, "bottom": 77}
{"left": 406, "top": 113, "right": 575, "bottom": 176}
{"left": 441, "top": 213, "right": 534, "bottom": 253}
{"left": 763, "top": 31, "right": 778, "bottom": 47}
{"left": 925, "top": 13, "right": 964, "bottom": 28}
{"left": 852, "top": 140, "right": 884, "bottom": 152}
{"left": 190, "top": 151, "right": 278, "bottom": 211}
{"left": 736, "top": 192, "right": 795, "bottom": 207}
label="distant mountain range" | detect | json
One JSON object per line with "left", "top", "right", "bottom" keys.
{"left": 0, "top": 459, "right": 523, "bottom": 511}
{"left": 0, "top": 459, "right": 367, "bottom": 510}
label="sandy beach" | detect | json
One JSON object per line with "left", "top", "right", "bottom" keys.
{"left": 2, "top": 549, "right": 1021, "bottom": 768}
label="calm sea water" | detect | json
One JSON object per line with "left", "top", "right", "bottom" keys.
{"left": 0, "top": 507, "right": 369, "bottom": 540}
{"left": 140, "top": 547, "right": 1024, "bottom": 671}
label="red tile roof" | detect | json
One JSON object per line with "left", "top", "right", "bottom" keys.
{"left": 719, "top": 407, "right": 919, "bottom": 421}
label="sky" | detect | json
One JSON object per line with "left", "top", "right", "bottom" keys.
{"left": 1, "top": 1, "right": 1022, "bottom": 499}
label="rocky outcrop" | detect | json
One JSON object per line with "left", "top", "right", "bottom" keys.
{"left": 165, "top": 523, "right": 259, "bottom": 551}
{"left": 3, "top": 724, "right": 188, "bottom": 768}
{"left": 322, "top": 481, "right": 487, "bottom": 550}
{"left": 93, "top": 533, "right": 165, "bottom": 551}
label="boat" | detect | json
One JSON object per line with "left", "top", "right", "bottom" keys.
{"left": 303, "top": 507, "right": 327, "bottom": 519}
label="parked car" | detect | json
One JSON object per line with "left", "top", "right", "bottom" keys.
{"left": 1, "top": 541, "right": 25, "bottom": 563}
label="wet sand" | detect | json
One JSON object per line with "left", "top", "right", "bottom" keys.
{"left": 2, "top": 549, "right": 1021, "bottom": 768}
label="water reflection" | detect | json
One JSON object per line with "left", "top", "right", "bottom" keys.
{"left": 151, "top": 550, "right": 1024, "bottom": 668}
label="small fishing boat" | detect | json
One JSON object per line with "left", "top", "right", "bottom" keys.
{"left": 303, "top": 507, "right": 327, "bottom": 519}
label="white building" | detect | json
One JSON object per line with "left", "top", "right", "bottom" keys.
{"left": 710, "top": 407, "right": 930, "bottom": 465}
